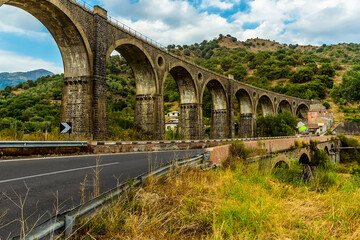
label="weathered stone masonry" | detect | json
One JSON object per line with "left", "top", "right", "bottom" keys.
{"left": 0, "top": 0, "right": 314, "bottom": 139}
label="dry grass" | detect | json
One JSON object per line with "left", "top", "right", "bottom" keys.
{"left": 71, "top": 162, "right": 360, "bottom": 240}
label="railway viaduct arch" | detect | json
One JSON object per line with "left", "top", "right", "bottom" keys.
{"left": 0, "top": 0, "right": 313, "bottom": 139}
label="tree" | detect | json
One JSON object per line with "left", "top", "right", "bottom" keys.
{"left": 338, "top": 70, "right": 360, "bottom": 101}
{"left": 330, "top": 85, "right": 341, "bottom": 103}
{"left": 184, "top": 49, "right": 191, "bottom": 56}
{"left": 291, "top": 67, "right": 314, "bottom": 83}
{"left": 248, "top": 52, "right": 270, "bottom": 69}
{"left": 319, "top": 63, "right": 335, "bottom": 77}
{"left": 257, "top": 111, "right": 297, "bottom": 137}
{"left": 322, "top": 100, "right": 331, "bottom": 109}
{"left": 306, "top": 62, "right": 318, "bottom": 74}
{"left": 220, "top": 57, "right": 233, "bottom": 71}
{"left": 315, "top": 75, "right": 334, "bottom": 89}
{"left": 353, "top": 64, "right": 360, "bottom": 71}
{"left": 227, "top": 64, "right": 247, "bottom": 80}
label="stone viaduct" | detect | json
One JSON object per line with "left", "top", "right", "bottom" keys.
{"left": 0, "top": 0, "right": 313, "bottom": 140}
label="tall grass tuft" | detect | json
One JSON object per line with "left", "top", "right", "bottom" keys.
{"left": 222, "top": 141, "right": 251, "bottom": 169}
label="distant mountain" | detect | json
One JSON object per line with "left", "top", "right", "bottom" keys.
{"left": 0, "top": 69, "right": 54, "bottom": 89}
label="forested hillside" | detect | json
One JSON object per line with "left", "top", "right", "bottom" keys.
{"left": 1, "top": 35, "right": 360, "bottom": 140}
{"left": 168, "top": 35, "right": 360, "bottom": 123}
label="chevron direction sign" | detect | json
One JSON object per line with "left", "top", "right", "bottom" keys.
{"left": 60, "top": 122, "right": 72, "bottom": 134}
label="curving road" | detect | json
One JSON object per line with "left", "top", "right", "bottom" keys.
{"left": 0, "top": 149, "right": 204, "bottom": 239}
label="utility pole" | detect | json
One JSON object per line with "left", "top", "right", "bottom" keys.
{"left": 45, "top": 122, "right": 48, "bottom": 141}
{"left": 14, "top": 121, "right": 17, "bottom": 140}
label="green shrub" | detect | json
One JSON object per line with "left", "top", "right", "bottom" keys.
{"left": 272, "top": 159, "right": 303, "bottom": 186}
{"left": 229, "top": 141, "right": 251, "bottom": 160}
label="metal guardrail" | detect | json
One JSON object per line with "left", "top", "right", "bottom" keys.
{"left": 0, "top": 141, "right": 88, "bottom": 148}
{"left": 92, "top": 135, "right": 319, "bottom": 146}
{"left": 71, "top": 0, "right": 93, "bottom": 10}
{"left": 0, "top": 135, "right": 322, "bottom": 148}
{"left": 13, "top": 153, "right": 209, "bottom": 240}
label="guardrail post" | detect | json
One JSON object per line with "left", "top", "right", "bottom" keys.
{"left": 65, "top": 215, "right": 76, "bottom": 236}
{"left": 204, "top": 152, "right": 210, "bottom": 163}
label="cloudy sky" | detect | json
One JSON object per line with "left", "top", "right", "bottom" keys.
{"left": 0, "top": 0, "right": 359, "bottom": 73}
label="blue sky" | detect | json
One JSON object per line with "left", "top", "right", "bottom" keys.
{"left": 0, "top": 0, "right": 360, "bottom": 74}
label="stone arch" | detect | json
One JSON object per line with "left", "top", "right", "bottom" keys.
{"left": 235, "top": 88, "right": 254, "bottom": 138}
{"left": 298, "top": 149, "right": 313, "bottom": 181}
{"left": 272, "top": 154, "right": 290, "bottom": 170}
{"left": 107, "top": 38, "right": 161, "bottom": 137}
{"left": 296, "top": 103, "right": 310, "bottom": 119}
{"left": 256, "top": 94, "right": 275, "bottom": 117}
{"left": 2, "top": 0, "right": 92, "bottom": 76}
{"left": 277, "top": 99, "right": 293, "bottom": 114}
{"left": 166, "top": 64, "right": 198, "bottom": 104}
{"left": 235, "top": 88, "right": 253, "bottom": 115}
{"left": 202, "top": 79, "right": 228, "bottom": 109}
{"left": 202, "top": 79, "right": 228, "bottom": 139}
{"left": 298, "top": 149, "right": 311, "bottom": 164}
{"left": 1, "top": 0, "right": 94, "bottom": 136}
{"left": 107, "top": 39, "right": 158, "bottom": 95}
{"left": 163, "top": 64, "right": 200, "bottom": 139}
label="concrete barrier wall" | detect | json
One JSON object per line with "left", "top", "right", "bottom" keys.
{"left": 0, "top": 147, "right": 88, "bottom": 157}
{"left": 206, "top": 145, "right": 231, "bottom": 165}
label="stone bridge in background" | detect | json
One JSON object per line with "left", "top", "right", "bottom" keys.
{"left": 207, "top": 136, "right": 341, "bottom": 180}
{"left": 0, "top": 0, "right": 314, "bottom": 139}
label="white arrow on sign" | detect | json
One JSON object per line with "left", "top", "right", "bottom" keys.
{"left": 60, "top": 122, "right": 72, "bottom": 134}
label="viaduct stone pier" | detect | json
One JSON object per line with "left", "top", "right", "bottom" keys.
{"left": 0, "top": 0, "right": 313, "bottom": 140}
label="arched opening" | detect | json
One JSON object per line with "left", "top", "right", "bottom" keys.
{"left": 256, "top": 95, "right": 274, "bottom": 137}
{"left": 296, "top": 103, "right": 309, "bottom": 122}
{"left": 257, "top": 95, "right": 274, "bottom": 117}
{"left": 324, "top": 146, "right": 330, "bottom": 155}
{"left": 164, "top": 66, "right": 198, "bottom": 140}
{"left": 202, "top": 80, "right": 228, "bottom": 139}
{"left": 330, "top": 144, "right": 335, "bottom": 153}
{"left": 299, "top": 153, "right": 311, "bottom": 164}
{"left": 299, "top": 153, "right": 313, "bottom": 182}
{"left": 106, "top": 43, "right": 159, "bottom": 140}
{"left": 0, "top": 1, "right": 92, "bottom": 138}
{"left": 235, "top": 89, "right": 254, "bottom": 137}
{"left": 163, "top": 73, "right": 180, "bottom": 139}
{"left": 274, "top": 161, "right": 289, "bottom": 169}
{"left": 278, "top": 100, "right": 292, "bottom": 114}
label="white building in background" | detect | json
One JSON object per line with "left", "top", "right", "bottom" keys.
{"left": 165, "top": 119, "right": 178, "bottom": 131}
{"left": 166, "top": 111, "right": 179, "bottom": 118}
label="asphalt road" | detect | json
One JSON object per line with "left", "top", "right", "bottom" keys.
{"left": 0, "top": 149, "right": 204, "bottom": 239}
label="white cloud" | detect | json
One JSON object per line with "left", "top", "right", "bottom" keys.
{"left": 101, "top": 0, "right": 360, "bottom": 46}
{"left": 230, "top": 0, "right": 360, "bottom": 45}
{"left": 102, "top": 0, "right": 234, "bottom": 45}
{"left": 0, "top": 5, "right": 49, "bottom": 39}
{"left": 0, "top": 49, "right": 63, "bottom": 74}
{"left": 200, "top": 0, "right": 235, "bottom": 10}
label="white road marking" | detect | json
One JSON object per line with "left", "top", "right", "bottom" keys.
{"left": 0, "top": 162, "right": 120, "bottom": 184}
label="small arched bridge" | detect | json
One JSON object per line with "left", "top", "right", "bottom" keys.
{"left": 247, "top": 138, "right": 340, "bottom": 180}
{"left": 0, "top": 0, "right": 313, "bottom": 139}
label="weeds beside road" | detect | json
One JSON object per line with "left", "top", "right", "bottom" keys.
{"left": 72, "top": 158, "right": 360, "bottom": 239}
